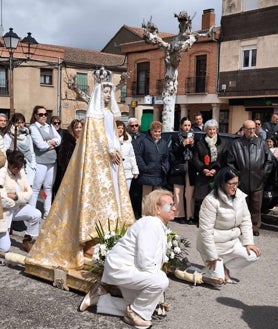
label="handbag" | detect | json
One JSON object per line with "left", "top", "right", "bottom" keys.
{"left": 170, "top": 163, "right": 187, "bottom": 176}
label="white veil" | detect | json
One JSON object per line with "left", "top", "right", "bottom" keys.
{"left": 86, "top": 68, "right": 121, "bottom": 119}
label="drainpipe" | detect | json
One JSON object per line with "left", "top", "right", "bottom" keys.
{"left": 57, "top": 58, "right": 63, "bottom": 117}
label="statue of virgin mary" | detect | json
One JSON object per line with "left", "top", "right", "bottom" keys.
{"left": 26, "top": 67, "right": 135, "bottom": 269}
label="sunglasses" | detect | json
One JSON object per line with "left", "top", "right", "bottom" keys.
{"left": 130, "top": 124, "right": 139, "bottom": 128}
{"left": 37, "top": 112, "right": 48, "bottom": 117}
{"left": 53, "top": 121, "right": 61, "bottom": 125}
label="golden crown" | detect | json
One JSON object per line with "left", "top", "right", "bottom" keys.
{"left": 93, "top": 66, "right": 112, "bottom": 84}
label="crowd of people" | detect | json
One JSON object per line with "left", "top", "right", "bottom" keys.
{"left": 0, "top": 108, "right": 275, "bottom": 250}
{"left": 0, "top": 69, "right": 275, "bottom": 328}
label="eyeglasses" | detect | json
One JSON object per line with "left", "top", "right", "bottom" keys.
{"left": 226, "top": 182, "right": 239, "bottom": 187}
{"left": 130, "top": 124, "right": 139, "bottom": 128}
{"left": 255, "top": 123, "right": 261, "bottom": 126}
{"left": 53, "top": 121, "right": 61, "bottom": 125}
{"left": 37, "top": 113, "right": 48, "bottom": 117}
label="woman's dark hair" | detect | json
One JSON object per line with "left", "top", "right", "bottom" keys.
{"left": 180, "top": 117, "right": 190, "bottom": 125}
{"left": 68, "top": 119, "right": 84, "bottom": 138}
{"left": 116, "top": 120, "right": 129, "bottom": 141}
{"left": 6, "top": 149, "right": 26, "bottom": 168}
{"left": 6, "top": 113, "right": 26, "bottom": 133}
{"left": 267, "top": 136, "right": 277, "bottom": 147}
{"left": 30, "top": 105, "right": 46, "bottom": 124}
{"left": 213, "top": 166, "right": 240, "bottom": 198}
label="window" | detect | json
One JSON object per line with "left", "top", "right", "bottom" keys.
{"left": 76, "top": 109, "right": 86, "bottom": 121}
{"left": 76, "top": 73, "right": 88, "bottom": 93}
{"left": 0, "top": 67, "right": 8, "bottom": 95}
{"left": 120, "top": 85, "right": 126, "bottom": 103}
{"left": 244, "top": 0, "right": 258, "bottom": 12}
{"left": 242, "top": 47, "right": 257, "bottom": 69}
{"left": 195, "top": 55, "right": 207, "bottom": 93}
{"left": 40, "top": 68, "right": 53, "bottom": 85}
{"left": 137, "top": 62, "right": 150, "bottom": 95}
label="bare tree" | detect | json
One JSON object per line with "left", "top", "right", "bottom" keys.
{"left": 65, "top": 71, "right": 130, "bottom": 104}
{"left": 142, "top": 11, "right": 215, "bottom": 131}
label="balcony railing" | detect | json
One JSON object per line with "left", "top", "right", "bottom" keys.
{"left": 186, "top": 76, "right": 207, "bottom": 94}
{"left": 131, "top": 81, "right": 149, "bottom": 96}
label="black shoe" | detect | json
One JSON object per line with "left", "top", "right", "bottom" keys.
{"left": 253, "top": 231, "right": 260, "bottom": 236}
{"left": 187, "top": 218, "right": 194, "bottom": 225}
{"left": 11, "top": 221, "right": 27, "bottom": 232}
{"left": 174, "top": 217, "right": 187, "bottom": 224}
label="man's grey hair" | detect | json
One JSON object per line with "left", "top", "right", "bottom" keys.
{"left": 204, "top": 119, "right": 219, "bottom": 130}
{"left": 127, "top": 117, "right": 139, "bottom": 125}
{"left": 0, "top": 113, "right": 7, "bottom": 119}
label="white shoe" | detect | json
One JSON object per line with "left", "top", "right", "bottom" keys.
{"left": 79, "top": 284, "right": 106, "bottom": 312}
{"left": 123, "top": 305, "right": 152, "bottom": 329}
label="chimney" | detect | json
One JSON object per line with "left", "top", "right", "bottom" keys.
{"left": 202, "top": 8, "right": 215, "bottom": 30}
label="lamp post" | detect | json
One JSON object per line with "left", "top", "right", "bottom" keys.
{"left": 3, "top": 27, "right": 38, "bottom": 117}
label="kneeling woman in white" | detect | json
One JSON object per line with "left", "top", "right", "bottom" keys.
{"left": 79, "top": 189, "right": 176, "bottom": 329}
{"left": 197, "top": 166, "right": 261, "bottom": 283}
{"left": 0, "top": 150, "right": 41, "bottom": 253}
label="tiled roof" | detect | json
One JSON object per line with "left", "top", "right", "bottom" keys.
{"left": 63, "top": 47, "right": 125, "bottom": 67}
{"left": 124, "top": 25, "right": 175, "bottom": 39}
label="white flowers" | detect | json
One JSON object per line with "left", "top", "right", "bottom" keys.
{"left": 165, "top": 229, "right": 190, "bottom": 267}
{"left": 91, "top": 219, "right": 127, "bottom": 268}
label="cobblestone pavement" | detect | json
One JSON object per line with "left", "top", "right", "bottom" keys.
{"left": 1, "top": 220, "right": 277, "bottom": 329}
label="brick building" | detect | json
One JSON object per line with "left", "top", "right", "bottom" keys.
{"left": 120, "top": 9, "right": 230, "bottom": 132}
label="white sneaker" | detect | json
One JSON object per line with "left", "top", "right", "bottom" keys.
{"left": 123, "top": 305, "right": 152, "bottom": 329}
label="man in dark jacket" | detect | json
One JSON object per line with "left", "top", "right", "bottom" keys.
{"left": 227, "top": 120, "right": 273, "bottom": 236}
{"left": 127, "top": 118, "right": 145, "bottom": 218}
{"left": 262, "top": 113, "right": 278, "bottom": 140}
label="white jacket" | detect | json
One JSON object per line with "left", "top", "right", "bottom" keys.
{"left": 197, "top": 188, "right": 254, "bottom": 262}
{"left": 101, "top": 216, "right": 168, "bottom": 285}
{"left": 119, "top": 135, "right": 139, "bottom": 179}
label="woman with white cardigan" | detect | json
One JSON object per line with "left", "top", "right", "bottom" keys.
{"left": 116, "top": 120, "right": 139, "bottom": 190}
{"left": 197, "top": 166, "right": 261, "bottom": 283}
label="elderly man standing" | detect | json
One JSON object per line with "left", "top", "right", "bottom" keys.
{"left": 227, "top": 120, "right": 273, "bottom": 236}
{"left": 127, "top": 118, "right": 145, "bottom": 218}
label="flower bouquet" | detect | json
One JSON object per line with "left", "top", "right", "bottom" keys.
{"left": 163, "top": 229, "right": 191, "bottom": 274}
{"left": 89, "top": 218, "right": 127, "bottom": 275}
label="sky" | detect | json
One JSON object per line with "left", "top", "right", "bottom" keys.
{"left": 1, "top": 0, "right": 222, "bottom": 51}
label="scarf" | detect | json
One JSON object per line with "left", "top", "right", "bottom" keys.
{"left": 9, "top": 125, "right": 33, "bottom": 163}
{"left": 205, "top": 134, "right": 218, "bottom": 162}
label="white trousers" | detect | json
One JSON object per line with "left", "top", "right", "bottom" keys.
{"left": 29, "top": 163, "right": 56, "bottom": 215}
{"left": 99, "top": 270, "right": 168, "bottom": 321}
{"left": 203, "top": 239, "right": 259, "bottom": 279}
{"left": 222, "top": 239, "right": 258, "bottom": 273}
{"left": 0, "top": 204, "right": 41, "bottom": 253}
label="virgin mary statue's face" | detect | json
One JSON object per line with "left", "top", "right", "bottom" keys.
{"left": 103, "top": 86, "right": 111, "bottom": 106}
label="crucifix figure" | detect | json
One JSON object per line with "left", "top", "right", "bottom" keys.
{"left": 142, "top": 11, "right": 215, "bottom": 131}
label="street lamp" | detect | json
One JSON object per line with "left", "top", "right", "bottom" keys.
{"left": 3, "top": 27, "right": 38, "bottom": 117}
